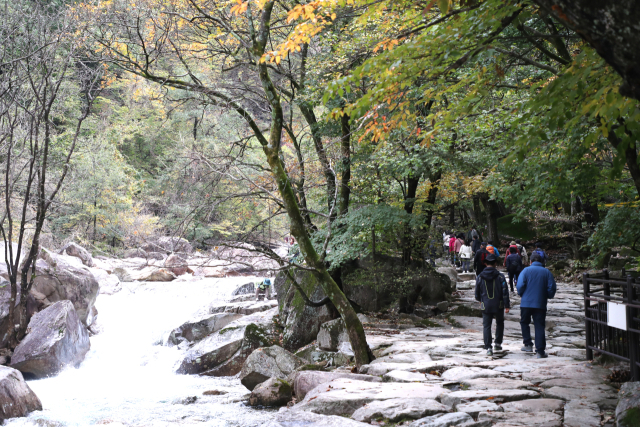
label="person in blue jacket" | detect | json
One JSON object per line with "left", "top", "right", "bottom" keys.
{"left": 475, "top": 254, "right": 510, "bottom": 356}
{"left": 517, "top": 252, "right": 557, "bottom": 358}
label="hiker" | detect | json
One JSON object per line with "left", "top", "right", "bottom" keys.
{"left": 442, "top": 231, "right": 450, "bottom": 255}
{"left": 475, "top": 254, "right": 510, "bottom": 356}
{"left": 516, "top": 239, "right": 528, "bottom": 264}
{"left": 517, "top": 252, "right": 557, "bottom": 358}
{"left": 505, "top": 247, "right": 524, "bottom": 293}
{"left": 471, "top": 235, "right": 481, "bottom": 255}
{"left": 486, "top": 241, "right": 500, "bottom": 257}
{"left": 453, "top": 233, "right": 465, "bottom": 266}
{"left": 532, "top": 243, "right": 548, "bottom": 266}
{"left": 449, "top": 233, "right": 457, "bottom": 265}
{"left": 467, "top": 225, "right": 480, "bottom": 243}
{"left": 255, "top": 278, "right": 272, "bottom": 301}
{"left": 459, "top": 240, "right": 473, "bottom": 273}
{"left": 474, "top": 242, "right": 490, "bottom": 275}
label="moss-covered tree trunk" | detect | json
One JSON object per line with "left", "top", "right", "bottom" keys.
{"left": 247, "top": 3, "right": 371, "bottom": 367}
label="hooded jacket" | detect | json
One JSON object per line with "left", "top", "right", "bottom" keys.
{"left": 517, "top": 262, "right": 557, "bottom": 309}
{"left": 505, "top": 253, "right": 524, "bottom": 273}
{"left": 475, "top": 267, "right": 510, "bottom": 313}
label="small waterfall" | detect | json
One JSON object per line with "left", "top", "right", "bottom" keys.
{"left": 6, "top": 277, "right": 277, "bottom": 426}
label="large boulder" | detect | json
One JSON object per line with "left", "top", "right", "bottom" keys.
{"left": 0, "top": 366, "right": 42, "bottom": 422}
{"left": 31, "top": 249, "right": 99, "bottom": 325}
{"left": 89, "top": 268, "right": 121, "bottom": 295}
{"left": 164, "top": 254, "right": 192, "bottom": 276}
{"left": 124, "top": 248, "right": 147, "bottom": 259}
{"left": 141, "top": 236, "right": 192, "bottom": 254}
{"left": 113, "top": 266, "right": 176, "bottom": 282}
{"left": 232, "top": 282, "right": 256, "bottom": 296}
{"left": 0, "top": 281, "right": 37, "bottom": 346}
{"left": 10, "top": 301, "right": 90, "bottom": 378}
{"left": 59, "top": 242, "right": 93, "bottom": 267}
{"left": 177, "top": 309, "right": 278, "bottom": 377}
{"left": 167, "top": 312, "right": 243, "bottom": 346}
{"left": 316, "top": 314, "right": 368, "bottom": 352}
{"left": 274, "top": 270, "right": 339, "bottom": 352}
{"left": 239, "top": 345, "right": 306, "bottom": 391}
{"left": 248, "top": 377, "right": 292, "bottom": 407}
{"left": 616, "top": 381, "right": 640, "bottom": 427}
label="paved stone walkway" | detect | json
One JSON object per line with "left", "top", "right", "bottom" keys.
{"left": 282, "top": 275, "right": 621, "bottom": 426}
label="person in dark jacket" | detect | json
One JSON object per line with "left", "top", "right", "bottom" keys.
{"left": 475, "top": 254, "right": 510, "bottom": 356}
{"left": 471, "top": 235, "right": 481, "bottom": 254}
{"left": 505, "top": 247, "right": 524, "bottom": 293}
{"left": 517, "top": 252, "right": 557, "bottom": 358}
{"left": 474, "top": 242, "right": 489, "bottom": 275}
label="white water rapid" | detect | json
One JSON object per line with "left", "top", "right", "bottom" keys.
{"left": 5, "top": 277, "right": 279, "bottom": 427}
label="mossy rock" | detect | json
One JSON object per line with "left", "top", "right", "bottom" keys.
{"left": 417, "top": 319, "right": 443, "bottom": 328}
{"left": 448, "top": 305, "right": 483, "bottom": 318}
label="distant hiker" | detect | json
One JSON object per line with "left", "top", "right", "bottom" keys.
{"left": 516, "top": 239, "right": 528, "bottom": 264}
{"left": 533, "top": 243, "right": 548, "bottom": 266}
{"left": 486, "top": 241, "right": 500, "bottom": 257}
{"left": 443, "top": 231, "right": 450, "bottom": 254}
{"left": 467, "top": 226, "right": 480, "bottom": 243}
{"left": 459, "top": 241, "right": 473, "bottom": 273}
{"left": 449, "top": 234, "right": 457, "bottom": 264}
{"left": 471, "top": 235, "right": 481, "bottom": 255}
{"left": 475, "top": 254, "right": 510, "bottom": 356}
{"left": 453, "top": 234, "right": 465, "bottom": 266}
{"left": 517, "top": 252, "right": 557, "bottom": 358}
{"left": 255, "top": 278, "right": 272, "bottom": 301}
{"left": 505, "top": 247, "right": 524, "bottom": 293}
{"left": 474, "top": 242, "right": 490, "bottom": 275}
{"left": 503, "top": 241, "right": 518, "bottom": 267}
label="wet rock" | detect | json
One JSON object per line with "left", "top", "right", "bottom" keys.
{"left": 59, "top": 242, "right": 93, "bottom": 267}
{"left": 10, "top": 301, "right": 90, "bottom": 378}
{"left": 289, "top": 371, "right": 381, "bottom": 400}
{"left": 315, "top": 314, "right": 367, "bottom": 352}
{"left": 31, "top": 249, "right": 99, "bottom": 325}
{"left": 0, "top": 366, "right": 42, "bottom": 422}
{"left": 477, "top": 411, "right": 562, "bottom": 426}
{"left": 113, "top": 267, "right": 134, "bottom": 282}
{"left": 210, "top": 300, "right": 278, "bottom": 316}
{"left": 248, "top": 377, "right": 292, "bottom": 407}
{"left": 240, "top": 345, "right": 306, "bottom": 391}
{"left": 500, "top": 398, "right": 564, "bottom": 413}
{"left": 440, "top": 367, "right": 503, "bottom": 382}
{"left": 455, "top": 400, "right": 501, "bottom": 417}
{"left": 440, "top": 389, "right": 539, "bottom": 407}
{"left": 232, "top": 282, "right": 255, "bottom": 296}
{"left": 409, "top": 412, "right": 473, "bottom": 427}
{"left": 616, "top": 381, "right": 640, "bottom": 427}
{"left": 294, "top": 344, "right": 351, "bottom": 367}
{"left": 177, "top": 309, "right": 278, "bottom": 376}
{"left": 274, "top": 270, "right": 338, "bottom": 352}
{"left": 436, "top": 301, "right": 449, "bottom": 312}
{"left": 202, "top": 390, "right": 228, "bottom": 396}
{"left": 167, "top": 312, "right": 243, "bottom": 346}
{"left": 176, "top": 396, "right": 198, "bottom": 405}
{"left": 563, "top": 399, "right": 600, "bottom": 427}
{"left": 270, "top": 408, "right": 370, "bottom": 426}
{"left": 164, "top": 254, "right": 191, "bottom": 276}
{"left": 136, "top": 267, "right": 176, "bottom": 282}
{"left": 294, "top": 378, "right": 448, "bottom": 416}
{"left": 351, "top": 398, "right": 449, "bottom": 423}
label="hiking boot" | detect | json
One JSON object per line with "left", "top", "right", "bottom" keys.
{"left": 521, "top": 345, "right": 533, "bottom": 352}
{"left": 486, "top": 348, "right": 493, "bottom": 356}
{"left": 536, "top": 351, "right": 548, "bottom": 359}
{"left": 494, "top": 344, "right": 502, "bottom": 351}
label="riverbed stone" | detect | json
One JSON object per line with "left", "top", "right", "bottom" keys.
{"left": 479, "top": 411, "right": 562, "bottom": 426}
{"left": 371, "top": 352, "right": 432, "bottom": 364}
{"left": 240, "top": 345, "right": 306, "bottom": 391}
{"left": 409, "top": 412, "right": 473, "bottom": 427}
{"left": 164, "top": 254, "right": 191, "bottom": 276}
{"left": 167, "top": 312, "right": 243, "bottom": 346}
{"left": 0, "top": 366, "right": 42, "bottom": 422}
{"left": 270, "top": 408, "right": 371, "bottom": 426}
{"left": 440, "top": 389, "right": 539, "bottom": 407}
{"left": 294, "top": 344, "right": 351, "bottom": 367}
{"left": 360, "top": 359, "right": 461, "bottom": 376}
{"left": 351, "top": 397, "right": 449, "bottom": 423}
{"left": 563, "top": 399, "right": 600, "bottom": 427}
{"left": 500, "top": 398, "right": 564, "bottom": 413}
{"left": 290, "top": 371, "right": 382, "bottom": 400}
{"left": 542, "top": 385, "right": 616, "bottom": 405}
{"left": 294, "top": 378, "right": 449, "bottom": 416}
{"left": 455, "top": 400, "right": 502, "bottom": 417}
{"left": 10, "top": 301, "right": 90, "bottom": 378}
{"left": 59, "top": 242, "right": 93, "bottom": 267}
{"left": 616, "top": 381, "right": 640, "bottom": 427}
{"left": 210, "top": 300, "right": 278, "bottom": 315}
{"left": 440, "top": 366, "right": 504, "bottom": 382}
{"left": 383, "top": 370, "right": 429, "bottom": 383}
{"left": 461, "top": 377, "right": 533, "bottom": 390}
{"left": 248, "top": 377, "right": 292, "bottom": 407}
{"left": 317, "top": 318, "right": 349, "bottom": 351}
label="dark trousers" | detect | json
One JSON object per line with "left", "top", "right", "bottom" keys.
{"left": 482, "top": 311, "right": 504, "bottom": 349}
{"left": 520, "top": 307, "right": 547, "bottom": 353}
{"left": 507, "top": 270, "right": 520, "bottom": 292}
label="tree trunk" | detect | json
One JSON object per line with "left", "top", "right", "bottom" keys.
{"left": 402, "top": 176, "right": 420, "bottom": 265}
{"left": 249, "top": 3, "right": 371, "bottom": 367}
{"left": 582, "top": 198, "right": 600, "bottom": 227}
{"left": 532, "top": 0, "right": 640, "bottom": 100}
{"left": 473, "top": 196, "right": 484, "bottom": 226}
{"left": 480, "top": 195, "right": 500, "bottom": 244}
{"left": 607, "top": 127, "right": 640, "bottom": 199}
{"left": 338, "top": 112, "right": 351, "bottom": 216}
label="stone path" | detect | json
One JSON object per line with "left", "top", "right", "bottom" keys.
{"left": 283, "top": 275, "right": 620, "bottom": 426}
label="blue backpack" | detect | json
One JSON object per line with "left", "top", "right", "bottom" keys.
{"left": 535, "top": 249, "right": 547, "bottom": 264}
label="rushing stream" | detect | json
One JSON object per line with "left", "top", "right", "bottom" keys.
{"left": 6, "top": 277, "right": 278, "bottom": 427}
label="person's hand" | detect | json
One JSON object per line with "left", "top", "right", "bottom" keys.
{"left": 505, "top": 308, "right": 510, "bottom": 313}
